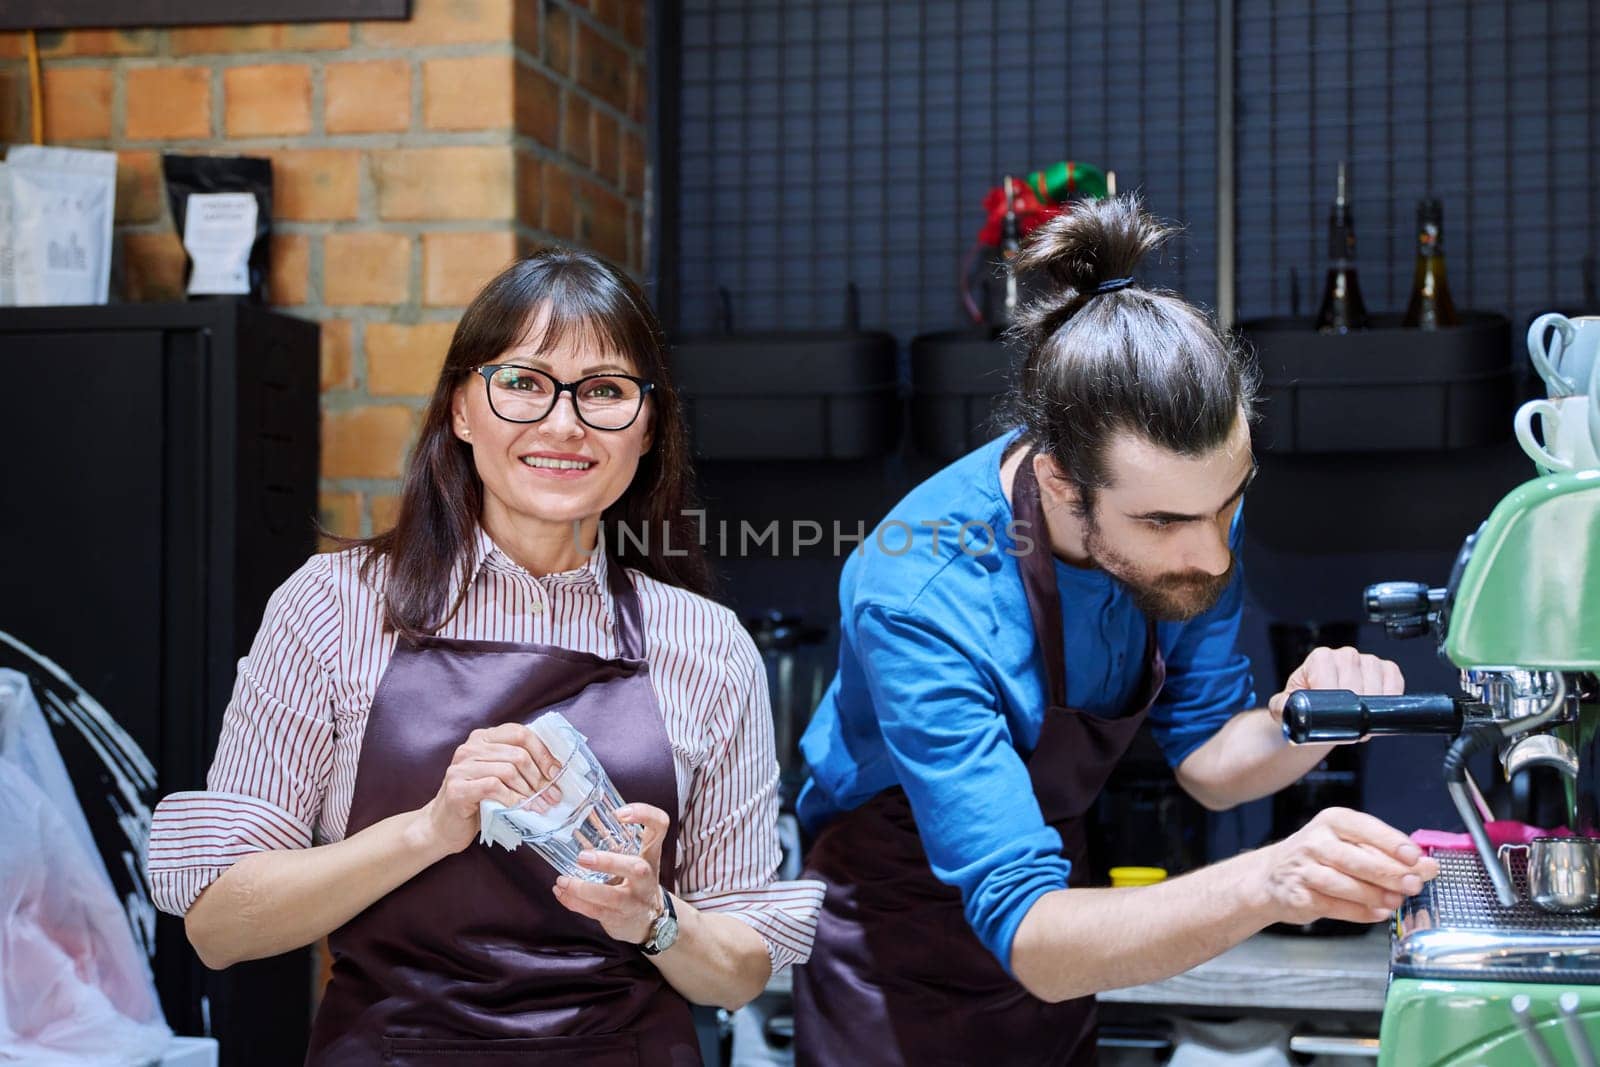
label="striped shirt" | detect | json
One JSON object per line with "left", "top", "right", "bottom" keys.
{"left": 148, "top": 528, "right": 823, "bottom": 972}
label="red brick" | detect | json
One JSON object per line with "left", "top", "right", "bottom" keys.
{"left": 543, "top": 0, "right": 573, "bottom": 76}
{"left": 270, "top": 234, "right": 311, "bottom": 306}
{"left": 575, "top": 22, "right": 629, "bottom": 112}
{"left": 516, "top": 151, "right": 542, "bottom": 232}
{"left": 318, "top": 490, "right": 363, "bottom": 545}
{"left": 41, "top": 67, "right": 112, "bottom": 141}
{"left": 621, "top": 130, "right": 645, "bottom": 199}
{"left": 323, "top": 406, "right": 417, "bottom": 479}
{"left": 622, "top": 0, "right": 646, "bottom": 49}
{"left": 125, "top": 67, "right": 212, "bottom": 141}
{"left": 628, "top": 59, "right": 646, "bottom": 124}
{"left": 515, "top": 61, "right": 560, "bottom": 148}
{"left": 513, "top": 0, "right": 540, "bottom": 55}
{"left": 0, "top": 69, "right": 25, "bottom": 144}
{"left": 423, "top": 54, "right": 513, "bottom": 131}
{"left": 321, "top": 319, "right": 355, "bottom": 392}
{"left": 373, "top": 147, "right": 514, "bottom": 221}
{"left": 370, "top": 493, "right": 404, "bottom": 533}
{"left": 0, "top": 34, "right": 29, "bottom": 59}
{"left": 121, "top": 231, "right": 187, "bottom": 302}
{"left": 544, "top": 163, "right": 574, "bottom": 239}
{"left": 172, "top": 23, "right": 350, "bottom": 55}
{"left": 562, "top": 93, "right": 591, "bottom": 165}
{"left": 325, "top": 60, "right": 411, "bottom": 135}
{"left": 36, "top": 29, "right": 157, "bottom": 57}
{"left": 360, "top": 0, "right": 513, "bottom": 46}
{"left": 268, "top": 150, "right": 361, "bottom": 221}
{"left": 225, "top": 64, "right": 313, "bottom": 138}
{"left": 324, "top": 233, "right": 412, "bottom": 306}
{"left": 572, "top": 178, "right": 628, "bottom": 263}
{"left": 115, "top": 151, "right": 164, "bottom": 224}
{"left": 590, "top": 0, "right": 625, "bottom": 35}
{"left": 593, "top": 109, "right": 620, "bottom": 186}
{"left": 422, "top": 230, "right": 517, "bottom": 306}
{"left": 367, "top": 321, "right": 457, "bottom": 395}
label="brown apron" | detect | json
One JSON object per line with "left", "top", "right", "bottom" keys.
{"left": 793, "top": 452, "right": 1168, "bottom": 1067}
{"left": 304, "top": 560, "right": 701, "bottom": 1066}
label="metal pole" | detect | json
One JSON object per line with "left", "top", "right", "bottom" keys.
{"left": 1216, "top": 0, "right": 1236, "bottom": 326}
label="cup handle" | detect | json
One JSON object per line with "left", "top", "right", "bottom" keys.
{"left": 1498, "top": 842, "right": 1529, "bottom": 884}
{"left": 1529, "top": 313, "right": 1578, "bottom": 397}
{"left": 1516, "top": 399, "right": 1572, "bottom": 471}
{"left": 1589, "top": 364, "right": 1600, "bottom": 459}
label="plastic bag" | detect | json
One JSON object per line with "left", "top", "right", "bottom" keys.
{"left": 0, "top": 669, "right": 170, "bottom": 1065}
{"left": 5, "top": 145, "right": 116, "bottom": 306}
{"left": 162, "top": 154, "right": 272, "bottom": 300}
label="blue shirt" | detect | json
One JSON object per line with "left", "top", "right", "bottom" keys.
{"left": 797, "top": 433, "right": 1255, "bottom": 973}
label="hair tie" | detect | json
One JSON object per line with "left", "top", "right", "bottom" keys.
{"left": 1094, "top": 276, "right": 1135, "bottom": 294}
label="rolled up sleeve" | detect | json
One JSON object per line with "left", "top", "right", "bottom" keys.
{"left": 147, "top": 557, "right": 339, "bottom": 916}
{"left": 856, "top": 602, "right": 1071, "bottom": 975}
{"left": 675, "top": 623, "right": 823, "bottom": 974}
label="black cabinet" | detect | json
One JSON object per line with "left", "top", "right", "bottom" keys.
{"left": 0, "top": 302, "right": 319, "bottom": 1066}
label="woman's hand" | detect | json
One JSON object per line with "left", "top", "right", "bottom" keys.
{"left": 552, "top": 803, "right": 671, "bottom": 945}
{"left": 414, "top": 723, "right": 563, "bottom": 857}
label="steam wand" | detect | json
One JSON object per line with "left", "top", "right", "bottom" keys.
{"left": 1443, "top": 673, "right": 1568, "bottom": 907}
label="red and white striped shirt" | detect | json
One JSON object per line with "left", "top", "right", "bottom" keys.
{"left": 148, "top": 529, "right": 823, "bottom": 971}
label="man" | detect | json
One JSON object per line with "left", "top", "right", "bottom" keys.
{"left": 792, "top": 196, "right": 1435, "bottom": 1066}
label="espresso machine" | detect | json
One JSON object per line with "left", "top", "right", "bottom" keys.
{"left": 1284, "top": 468, "right": 1600, "bottom": 1066}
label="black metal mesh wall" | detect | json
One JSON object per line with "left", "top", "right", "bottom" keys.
{"left": 1233, "top": 0, "right": 1600, "bottom": 325}
{"left": 672, "top": 0, "right": 1219, "bottom": 339}
{"left": 670, "top": 0, "right": 1600, "bottom": 341}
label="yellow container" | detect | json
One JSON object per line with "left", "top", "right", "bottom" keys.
{"left": 1109, "top": 866, "right": 1168, "bottom": 888}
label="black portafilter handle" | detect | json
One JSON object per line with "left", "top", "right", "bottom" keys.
{"left": 1282, "top": 689, "right": 1464, "bottom": 743}
{"left": 1364, "top": 581, "right": 1448, "bottom": 640}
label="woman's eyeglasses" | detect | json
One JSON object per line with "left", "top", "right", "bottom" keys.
{"left": 475, "top": 365, "right": 654, "bottom": 431}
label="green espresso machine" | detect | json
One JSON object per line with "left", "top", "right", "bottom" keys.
{"left": 1284, "top": 469, "right": 1600, "bottom": 1066}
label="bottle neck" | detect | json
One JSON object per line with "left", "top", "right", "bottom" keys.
{"left": 1328, "top": 208, "right": 1356, "bottom": 265}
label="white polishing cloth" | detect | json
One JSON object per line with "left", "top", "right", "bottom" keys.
{"left": 476, "top": 712, "right": 599, "bottom": 851}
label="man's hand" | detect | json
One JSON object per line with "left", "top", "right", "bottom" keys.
{"left": 1249, "top": 807, "right": 1438, "bottom": 925}
{"left": 1268, "top": 645, "right": 1403, "bottom": 725}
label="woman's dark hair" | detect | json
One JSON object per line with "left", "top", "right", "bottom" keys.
{"left": 356, "top": 250, "right": 712, "bottom": 639}
{"left": 1008, "top": 194, "right": 1259, "bottom": 510}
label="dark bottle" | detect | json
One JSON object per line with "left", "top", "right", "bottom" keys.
{"left": 999, "top": 174, "right": 1022, "bottom": 327}
{"left": 1314, "top": 161, "right": 1369, "bottom": 334}
{"left": 1402, "top": 197, "right": 1460, "bottom": 329}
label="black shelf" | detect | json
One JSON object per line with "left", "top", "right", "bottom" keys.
{"left": 1245, "top": 312, "right": 1517, "bottom": 453}
{"left": 671, "top": 330, "right": 900, "bottom": 460}
{"left": 908, "top": 328, "right": 1020, "bottom": 460}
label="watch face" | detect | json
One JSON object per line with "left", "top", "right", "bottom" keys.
{"left": 653, "top": 914, "right": 680, "bottom": 952}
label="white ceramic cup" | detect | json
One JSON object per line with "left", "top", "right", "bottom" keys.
{"left": 1516, "top": 395, "right": 1600, "bottom": 472}
{"left": 1528, "top": 313, "right": 1600, "bottom": 398}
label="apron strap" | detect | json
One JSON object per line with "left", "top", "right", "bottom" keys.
{"left": 603, "top": 553, "right": 649, "bottom": 661}
{"left": 1012, "top": 448, "right": 1159, "bottom": 710}
{"left": 1012, "top": 450, "right": 1072, "bottom": 710}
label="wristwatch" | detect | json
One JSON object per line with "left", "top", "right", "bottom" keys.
{"left": 639, "top": 888, "right": 679, "bottom": 956}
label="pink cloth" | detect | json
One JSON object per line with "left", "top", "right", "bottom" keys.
{"left": 1412, "top": 821, "right": 1597, "bottom": 851}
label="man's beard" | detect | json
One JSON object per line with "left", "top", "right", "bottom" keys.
{"left": 1083, "top": 519, "right": 1236, "bottom": 623}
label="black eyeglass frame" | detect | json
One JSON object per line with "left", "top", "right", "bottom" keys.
{"left": 475, "top": 364, "right": 656, "bottom": 431}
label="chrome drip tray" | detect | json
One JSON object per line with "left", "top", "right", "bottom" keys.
{"left": 1394, "top": 849, "right": 1600, "bottom": 982}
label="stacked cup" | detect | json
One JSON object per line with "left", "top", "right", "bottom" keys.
{"left": 1517, "top": 314, "right": 1600, "bottom": 473}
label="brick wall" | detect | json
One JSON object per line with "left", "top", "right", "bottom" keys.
{"left": 0, "top": 0, "right": 648, "bottom": 542}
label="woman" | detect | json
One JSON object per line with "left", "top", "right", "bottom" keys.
{"left": 148, "top": 251, "right": 822, "bottom": 1065}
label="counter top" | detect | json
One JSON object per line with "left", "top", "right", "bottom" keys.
{"left": 1097, "top": 928, "right": 1390, "bottom": 1014}
{"left": 767, "top": 928, "right": 1391, "bottom": 1014}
